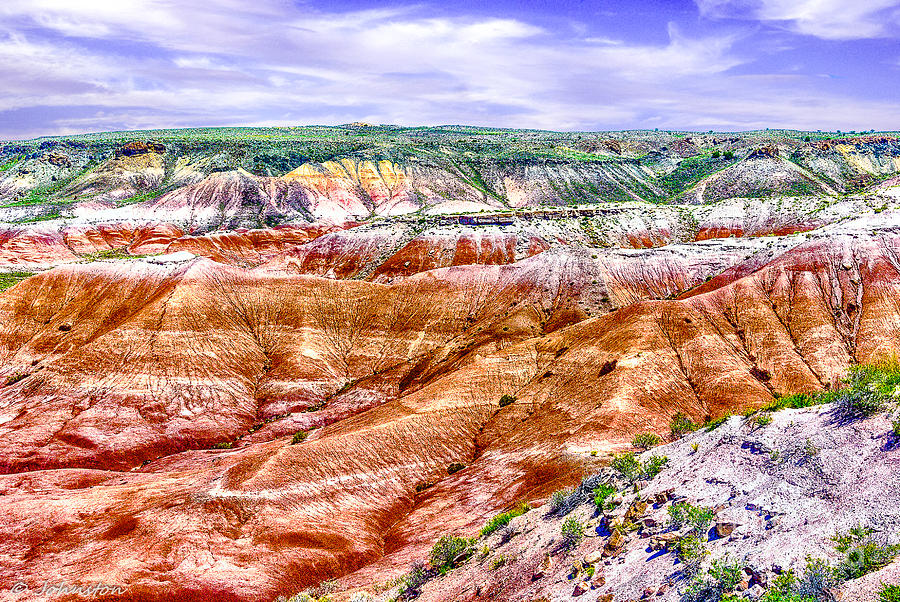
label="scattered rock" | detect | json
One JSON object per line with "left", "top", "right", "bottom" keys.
{"left": 584, "top": 551, "right": 603, "bottom": 564}
{"left": 716, "top": 521, "right": 738, "bottom": 538}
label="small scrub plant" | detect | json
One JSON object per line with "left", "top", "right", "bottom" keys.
{"left": 560, "top": 517, "right": 583, "bottom": 549}
{"left": 480, "top": 501, "right": 529, "bottom": 537}
{"left": 831, "top": 526, "right": 900, "bottom": 581}
{"left": 611, "top": 452, "right": 669, "bottom": 483}
{"left": 592, "top": 483, "right": 616, "bottom": 513}
{"left": 749, "top": 412, "right": 773, "bottom": 429}
{"left": 878, "top": 584, "right": 900, "bottom": 602}
{"left": 429, "top": 535, "right": 473, "bottom": 574}
{"left": 399, "top": 561, "right": 427, "bottom": 597}
{"left": 683, "top": 556, "right": 742, "bottom": 602}
{"left": 668, "top": 501, "right": 714, "bottom": 536}
{"left": 447, "top": 462, "right": 465, "bottom": 475}
{"left": 759, "top": 571, "right": 816, "bottom": 602}
{"left": 498, "top": 394, "right": 516, "bottom": 407}
{"left": 765, "top": 527, "right": 900, "bottom": 601}
{"left": 670, "top": 412, "right": 698, "bottom": 438}
{"left": 291, "top": 431, "right": 309, "bottom": 444}
{"left": 211, "top": 441, "right": 233, "bottom": 449}
{"left": 704, "top": 414, "right": 732, "bottom": 431}
{"left": 611, "top": 452, "right": 640, "bottom": 481}
{"left": 834, "top": 362, "right": 900, "bottom": 420}
{"left": 691, "top": 442, "right": 700, "bottom": 454}
{"left": 642, "top": 455, "right": 669, "bottom": 479}
{"left": 632, "top": 432, "right": 662, "bottom": 450}
{"left": 490, "top": 555, "right": 506, "bottom": 570}
{"left": 893, "top": 417, "right": 900, "bottom": 437}
{"left": 3, "top": 372, "right": 27, "bottom": 387}
{"left": 802, "top": 438, "right": 819, "bottom": 458}
{"left": 548, "top": 489, "right": 570, "bottom": 513}
{"left": 674, "top": 534, "right": 709, "bottom": 575}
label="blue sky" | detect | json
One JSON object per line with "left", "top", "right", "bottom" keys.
{"left": 0, "top": 0, "right": 898, "bottom": 139}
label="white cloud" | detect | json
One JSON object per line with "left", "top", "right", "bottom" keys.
{"left": 0, "top": 0, "right": 895, "bottom": 138}
{"left": 696, "top": 0, "right": 900, "bottom": 40}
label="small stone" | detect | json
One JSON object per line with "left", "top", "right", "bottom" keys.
{"left": 716, "top": 521, "right": 738, "bottom": 537}
{"left": 650, "top": 532, "right": 680, "bottom": 551}
{"left": 573, "top": 581, "right": 590, "bottom": 597}
{"left": 591, "top": 574, "right": 606, "bottom": 589}
{"left": 641, "top": 586, "right": 658, "bottom": 599}
{"left": 736, "top": 579, "right": 750, "bottom": 591}
{"left": 532, "top": 553, "right": 552, "bottom": 581}
{"left": 584, "top": 551, "right": 603, "bottom": 564}
{"left": 624, "top": 500, "right": 648, "bottom": 521}
{"left": 598, "top": 595, "right": 614, "bottom": 602}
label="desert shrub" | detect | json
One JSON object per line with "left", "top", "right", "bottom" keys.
{"left": 794, "top": 557, "right": 838, "bottom": 599}
{"left": 683, "top": 556, "right": 742, "bottom": 602}
{"left": 611, "top": 452, "right": 669, "bottom": 483}
{"left": 723, "top": 151, "right": 735, "bottom": 159}
{"left": 548, "top": 489, "right": 570, "bottom": 513}
{"left": 592, "top": 483, "right": 616, "bottom": 513}
{"left": 560, "top": 517, "right": 583, "bottom": 549}
{"left": 759, "top": 591, "right": 815, "bottom": 602}
{"left": 764, "top": 393, "right": 823, "bottom": 412}
{"left": 611, "top": 452, "right": 641, "bottom": 481}
{"left": 349, "top": 593, "right": 374, "bottom": 602}
{"left": 632, "top": 432, "right": 662, "bottom": 450}
{"left": 668, "top": 501, "right": 714, "bottom": 535}
{"left": 893, "top": 417, "right": 900, "bottom": 437}
{"left": 831, "top": 526, "right": 900, "bottom": 581}
{"left": 749, "top": 412, "right": 772, "bottom": 428}
{"left": 291, "top": 431, "right": 309, "bottom": 444}
{"left": 704, "top": 414, "right": 731, "bottom": 431}
{"left": 802, "top": 438, "right": 819, "bottom": 458}
{"left": 833, "top": 362, "right": 900, "bottom": 420}
{"left": 643, "top": 455, "right": 669, "bottom": 479}
{"left": 762, "top": 362, "right": 900, "bottom": 419}
{"left": 399, "top": 561, "right": 428, "bottom": 596}
{"left": 490, "top": 555, "right": 506, "bottom": 569}
{"left": 447, "top": 462, "right": 465, "bottom": 474}
{"left": 429, "top": 536, "right": 473, "bottom": 574}
{"left": 212, "top": 441, "right": 233, "bottom": 449}
{"left": 674, "top": 534, "right": 709, "bottom": 575}
{"left": 481, "top": 502, "right": 529, "bottom": 537}
{"left": 289, "top": 579, "right": 338, "bottom": 602}
{"left": 711, "top": 150, "right": 722, "bottom": 158}
{"left": 3, "top": 372, "right": 27, "bottom": 387}
{"left": 670, "top": 412, "right": 698, "bottom": 438}
{"left": 879, "top": 584, "right": 900, "bottom": 602}
{"left": 498, "top": 394, "right": 516, "bottom": 407}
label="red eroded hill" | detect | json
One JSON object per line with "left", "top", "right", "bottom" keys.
{"left": 1, "top": 230, "right": 900, "bottom": 600}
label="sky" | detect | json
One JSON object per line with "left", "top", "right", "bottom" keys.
{"left": 0, "top": 0, "right": 898, "bottom": 139}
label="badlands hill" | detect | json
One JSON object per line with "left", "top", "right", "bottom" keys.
{"left": 1, "top": 127, "right": 900, "bottom": 601}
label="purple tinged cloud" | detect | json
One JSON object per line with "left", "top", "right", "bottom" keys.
{"left": 0, "top": 0, "right": 898, "bottom": 139}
